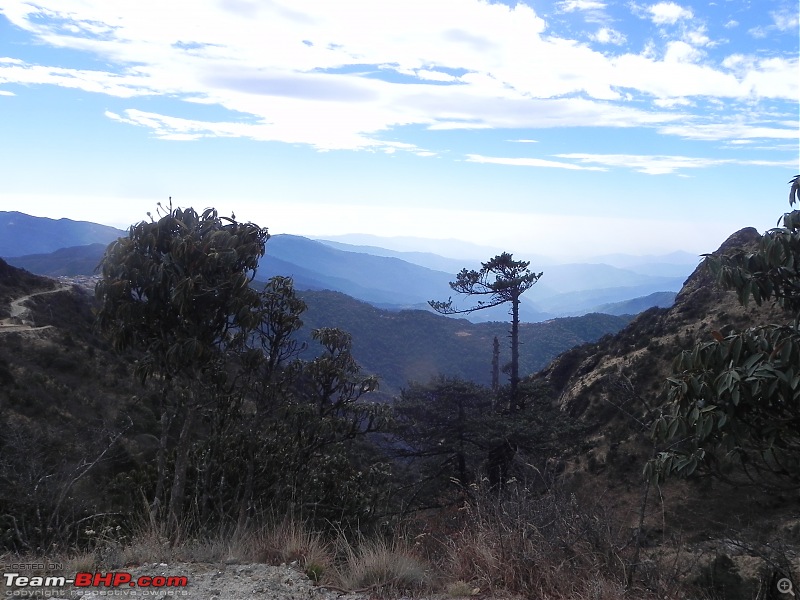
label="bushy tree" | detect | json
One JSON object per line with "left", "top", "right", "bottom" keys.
{"left": 98, "top": 209, "right": 392, "bottom": 532}
{"left": 649, "top": 177, "right": 800, "bottom": 490}
{"left": 95, "top": 202, "right": 269, "bottom": 533}
{"left": 429, "top": 253, "right": 542, "bottom": 410}
{"left": 96, "top": 203, "right": 268, "bottom": 382}
{"left": 202, "top": 326, "right": 392, "bottom": 528}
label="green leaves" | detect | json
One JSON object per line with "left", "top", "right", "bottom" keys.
{"left": 790, "top": 175, "right": 800, "bottom": 206}
{"left": 95, "top": 204, "right": 269, "bottom": 382}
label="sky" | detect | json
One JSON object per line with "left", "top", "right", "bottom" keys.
{"left": 0, "top": 0, "right": 798, "bottom": 259}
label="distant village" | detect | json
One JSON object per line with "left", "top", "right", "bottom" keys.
{"left": 58, "top": 274, "right": 100, "bottom": 296}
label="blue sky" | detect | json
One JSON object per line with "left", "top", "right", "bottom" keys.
{"left": 0, "top": 0, "right": 797, "bottom": 258}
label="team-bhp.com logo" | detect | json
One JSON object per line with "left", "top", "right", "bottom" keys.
{"left": 3, "top": 570, "right": 188, "bottom": 597}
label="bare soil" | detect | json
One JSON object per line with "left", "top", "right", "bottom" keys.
{"left": 13, "top": 563, "right": 370, "bottom": 600}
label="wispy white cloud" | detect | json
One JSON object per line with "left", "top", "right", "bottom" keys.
{"left": 683, "top": 25, "right": 713, "bottom": 47}
{"left": 479, "top": 150, "right": 793, "bottom": 175}
{"left": 749, "top": 7, "right": 799, "bottom": 38}
{"left": 612, "top": 50, "right": 798, "bottom": 100}
{"left": 555, "top": 153, "right": 797, "bottom": 174}
{"left": 658, "top": 122, "right": 799, "bottom": 142}
{"left": 465, "top": 154, "right": 606, "bottom": 171}
{"left": 591, "top": 27, "right": 626, "bottom": 45}
{"left": 0, "top": 89, "right": 15, "bottom": 96}
{"left": 557, "top": 0, "right": 609, "bottom": 24}
{"left": 557, "top": 0, "right": 607, "bottom": 12}
{"left": 507, "top": 139, "right": 539, "bottom": 143}
{"left": 644, "top": 2, "right": 694, "bottom": 25}
{"left": 0, "top": 0, "right": 795, "bottom": 152}
{"left": 770, "top": 8, "right": 800, "bottom": 32}
{"left": 653, "top": 97, "right": 692, "bottom": 108}
{"left": 0, "top": 61, "right": 159, "bottom": 98}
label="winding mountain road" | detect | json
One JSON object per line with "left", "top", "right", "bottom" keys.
{"left": 0, "top": 285, "right": 70, "bottom": 333}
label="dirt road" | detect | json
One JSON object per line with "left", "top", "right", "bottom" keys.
{"left": 0, "top": 285, "right": 70, "bottom": 333}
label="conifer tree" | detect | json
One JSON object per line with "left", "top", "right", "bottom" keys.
{"left": 430, "top": 253, "right": 542, "bottom": 411}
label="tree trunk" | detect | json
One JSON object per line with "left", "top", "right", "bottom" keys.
{"left": 491, "top": 336, "right": 500, "bottom": 396}
{"left": 457, "top": 398, "right": 468, "bottom": 487}
{"left": 168, "top": 406, "right": 197, "bottom": 541}
{"left": 510, "top": 295, "right": 521, "bottom": 412}
{"left": 237, "top": 446, "right": 255, "bottom": 533}
{"left": 151, "top": 394, "right": 176, "bottom": 522}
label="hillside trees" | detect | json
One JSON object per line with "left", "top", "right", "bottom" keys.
{"left": 429, "top": 253, "right": 542, "bottom": 411}
{"left": 392, "top": 377, "right": 494, "bottom": 505}
{"left": 392, "top": 377, "right": 584, "bottom": 506}
{"left": 649, "top": 176, "right": 800, "bottom": 490}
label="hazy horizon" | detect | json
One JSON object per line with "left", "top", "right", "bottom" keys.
{"left": 3, "top": 208, "right": 707, "bottom": 267}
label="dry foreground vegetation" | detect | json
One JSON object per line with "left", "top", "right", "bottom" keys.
{"left": 2, "top": 185, "right": 800, "bottom": 600}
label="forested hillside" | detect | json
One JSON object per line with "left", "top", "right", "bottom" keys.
{"left": 295, "top": 289, "right": 630, "bottom": 394}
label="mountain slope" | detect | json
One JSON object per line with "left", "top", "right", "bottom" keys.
{"left": 0, "top": 212, "right": 124, "bottom": 258}
{"left": 522, "top": 227, "right": 797, "bottom": 593}
{"left": 0, "top": 258, "right": 57, "bottom": 319}
{"left": 533, "top": 228, "right": 783, "bottom": 423}
{"left": 4, "top": 243, "right": 108, "bottom": 276}
{"left": 592, "top": 291, "right": 677, "bottom": 316}
{"left": 294, "top": 289, "right": 631, "bottom": 394}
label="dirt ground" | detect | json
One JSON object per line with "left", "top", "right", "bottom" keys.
{"left": 6, "top": 562, "right": 370, "bottom": 600}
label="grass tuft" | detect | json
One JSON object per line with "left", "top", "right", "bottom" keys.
{"left": 337, "top": 536, "right": 430, "bottom": 592}
{"left": 259, "top": 519, "right": 333, "bottom": 582}
{"left": 445, "top": 579, "right": 478, "bottom": 597}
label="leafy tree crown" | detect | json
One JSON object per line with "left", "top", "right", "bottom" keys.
{"left": 95, "top": 204, "right": 269, "bottom": 382}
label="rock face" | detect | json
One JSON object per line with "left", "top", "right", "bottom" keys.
{"left": 533, "top": 226, "right": 778, "bottom": 425}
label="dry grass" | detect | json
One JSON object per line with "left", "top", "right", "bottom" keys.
{"left": 445, "top": 579, "right": 479, "bottom": 597}
{"left": 336, "top": 535, "right": 430, "bottom": 592}
{"left": 438, "top": 482, "right": 688, "bottom": 600}
{"left": 2, "top": 494, "right": 754, "bottom": 599}
{"left": 258, "top": 519, "right": 333, "bottom": 582}
{"left": 446, "top": 489, "right": 615, "bottom": 596}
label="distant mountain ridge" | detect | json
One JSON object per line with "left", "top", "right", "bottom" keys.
{"left": 1, "top": 211, "right": 694, "bottom": 322}
{"left": 0, "top": 212, "right": 124, "bottom": 258}
{"left": 316, "top": 239, "right": 478, "bottom": 273}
